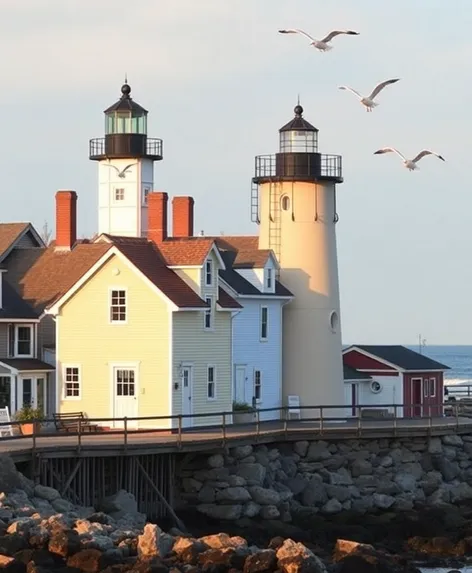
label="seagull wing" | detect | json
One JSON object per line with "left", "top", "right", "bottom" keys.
{"left": 368, "top": 78, "right": 400, "bottom": 101}
{"left": 338, "top": 85, "right": 363, "bottom": 100}
{"left": 278, "top": 29, "right": 317, "bottom": 42}
{"left": 121, "top": 162, "right": 138, "bottom": 173}
{"left": 411, "top": 150, "right": 446, "bottom": 164}
{"left": 103, "top": 164, "right": 120, "bottom": 173}
{"left": 319, "top": 30, "right": 359, "bottom": 43}
{"left": 373, "top": 147, "right": 407, "bottom": 161}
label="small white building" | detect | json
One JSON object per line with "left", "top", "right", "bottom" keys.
{"left": 217, "top": 239, "right": 293, "bottom": 421}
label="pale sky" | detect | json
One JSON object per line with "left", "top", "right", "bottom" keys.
{"left": 1, "top": 1, "right": 470, "bottom": 345}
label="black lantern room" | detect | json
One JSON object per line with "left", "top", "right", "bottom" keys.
{"left": 252, "top": 104, "right": 342, "bottom": 184}
{"left": 89, "top": 82, "right": 163, "bottom": 161}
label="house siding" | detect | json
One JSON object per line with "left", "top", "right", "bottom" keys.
{"left": 0, "top": 324, "right": 8, "bottom": 356}
{"left": 232, "top": 298, "right": 283, "bottom": 421}
{"left": 57, "top": 254, "right": 171, "bottom": 427}
{"left": 172, "top": 309, "right": 232, "bottom": 427}
{"left": 343, "top": 350, "right": 397, "bottom": 372}
{"left": 173, "top": 268, "right": 201, "bottom": 296}
{"left": 37, "top": 316, "right": 55, "bottom": 352}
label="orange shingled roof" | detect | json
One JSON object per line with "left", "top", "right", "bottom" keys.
{"left": 213, "top": 236, "right": 259, "bottom": 252}
{"left": 157, "top": 238, "right": 215, "bottom": 266}
{"left": 233, "top": 249, "right": 272, "bottom": 269}
{"left": 6, "top": 237, "right": 209, "bottom": 311}
{"left": 6, "top": 243, "right": 113, "bottom": 312}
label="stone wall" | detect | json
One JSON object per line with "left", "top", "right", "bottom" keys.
{"left": 177, "top": 434, "right": 472, "bottom": 522}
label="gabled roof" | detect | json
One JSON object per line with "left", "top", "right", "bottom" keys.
{"left": 0, "top": 280, "right": 38, "bottom": 320}
{"left": 111, "top": 240, "right": 207, "bottom": 309}
{"left": 343, "top": 364, "right": 372, "bottom": 381}
{"left": 5, "top": 242, "right": 112, "bottom": 312}
{"left": 5, "top": 234, "right": 210, "bottom": 313}
{"left": 344, "top": 345, "right": 450, "bottom": 371}
{"left": 0, "top": 223, "right": 43, "bottom": 262}
{"left": 157, "top": 238, "right": 223, "bottom": 267}
{"left": 233, "top": 249, "right": 273, "bottom": 269}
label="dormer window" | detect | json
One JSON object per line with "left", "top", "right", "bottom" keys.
{"left": 266, "top": 268, "right": 273, "bottom": 290}
{"left": 205, "top": 259, "right": 213, "bottom": 287}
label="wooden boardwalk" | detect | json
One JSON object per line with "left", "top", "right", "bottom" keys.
{"left": 2, "top": 416, "right": 472, "bottom": 461}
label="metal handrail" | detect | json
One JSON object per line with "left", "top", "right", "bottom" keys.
{"left": 0, "top": 401, "right": 468, "bottom": 456}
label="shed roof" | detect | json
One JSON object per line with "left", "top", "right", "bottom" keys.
{"left": 347, "top": 345, "right": 450, "bottom": 371}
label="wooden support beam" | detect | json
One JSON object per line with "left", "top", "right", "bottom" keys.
{"left": 136, "top": 459, "right": 186, "bottom": 532}
{"left": 60, "top": 458, "right": 83, "bottom": 498}
{"left": 43, "top": 460, "right": 81, "bottom": 505}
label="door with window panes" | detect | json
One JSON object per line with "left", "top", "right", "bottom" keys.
{"left": 113, "top": 367, "right": 138, "bottom": 427}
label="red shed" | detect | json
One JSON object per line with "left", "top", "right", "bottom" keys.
{"left": 343, "top": 345, "right": 450, "bottom": 418}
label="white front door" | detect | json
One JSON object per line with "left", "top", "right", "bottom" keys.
{"left": 234, "top": 366, "right": 246, "bottom": 404}
{"left": 113, "top": 367, "right": 138, "bottom": 428}
{"left": 181, "top": 366, "right": 193, "bottom": 428}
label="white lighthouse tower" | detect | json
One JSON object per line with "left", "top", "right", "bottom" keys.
{"left": 90, "top": 81, "right": 163, "bottom": 237}
{"left": 252, "top": 104, "right": 345, "bottom": 413}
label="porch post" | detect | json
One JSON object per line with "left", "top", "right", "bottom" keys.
{"left": 11, "top": 375, "right": 16, "bottom": 415}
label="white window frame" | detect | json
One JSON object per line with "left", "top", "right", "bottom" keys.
{"left": 142, "top": 187, "right": 150, "bottom": 206}
{"left": 423, "top": 378, "right": 429, "bottom": 398}
{"left": 207, "top": 365, "right": 216, "bottom": 401}
{"left": 254, "top": 369, "right": 262, "bottom": 403}
{"left": 205, "top": 259, "right": 213, "bottom": 287}
{"left": 260, "top": 306, "right": 268, "bottom": 341}
{"left": 266, "top": 268, "right": 273, "bottom": 290}
{"left": 109, "top": 288, "right": 128, "bottom": 324}
{"left": 63, "top": 365, "right": 81, "bottom": 400}
{"left": 204, "top": 296, "right": 213, "bottom": 330}
{"left": 14, "top": 325, "right": 33, "bottom": 358}
{"left": 114, "top": 188, "right": 125, "bottom": 202}
{"left": 429, "top": 377, "right": 436, "bottom": 398}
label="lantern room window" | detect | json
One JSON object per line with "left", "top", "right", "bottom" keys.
{"left": 280, "top": 129, "right": 318, "bottom": 153}
{"left": 106, "top": 111, "right": 147, "bottom": 135}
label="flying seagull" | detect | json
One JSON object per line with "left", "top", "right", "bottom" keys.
{"left": 338, "top": 79, "right": 400, "bottom": 112}
{"left": 104, "top": 163, "right": 138, "bottom": 179}
{"left": 373, "top": 148, "right": 446, "bottom": 171}
{"left": 278, "top": 28, "right": 359, "bottom": 52}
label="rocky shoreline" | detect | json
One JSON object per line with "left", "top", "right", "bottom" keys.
{"left": 1, "top": 454, "right": 472, "bottom": 572}
{"left": 177, "top": 436, "right": 472, "bottom": 523}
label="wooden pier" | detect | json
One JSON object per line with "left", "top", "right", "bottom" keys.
{"left": 2, "top": 403, "right": 471, "bottom": 520}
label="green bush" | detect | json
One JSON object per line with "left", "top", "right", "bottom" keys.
{"left": 232, "top": 401, "right": 256, "bottom": 413}
{"left": 14, "top": 405, "right": 44, "bottom": 422}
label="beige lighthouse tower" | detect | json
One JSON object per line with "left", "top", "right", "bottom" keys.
{"left": 252, "top": 104, "right": 345, "bottom": 413}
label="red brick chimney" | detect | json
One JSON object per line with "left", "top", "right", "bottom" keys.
{"left": 55, "top": 190, "right": 77, "bottom": 250}
{"left": 172, "top": 196, "right": 194, "bottom": 238}
{"left": 148, "top": 192, "right": 168, "bottom": 244}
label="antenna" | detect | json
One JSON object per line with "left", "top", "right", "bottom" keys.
{"left": 297, "top": 93, "right": 301, "bottom": 106}
{"left": 418, "top": 334, "right": 427, "bottom": 354}
{"left": 124, "top": 72, "right": 128, "bottom": 84}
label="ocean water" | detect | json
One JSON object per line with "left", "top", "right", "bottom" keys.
{"left": 407, "top": 345, "right": 472, "bottom": 386}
